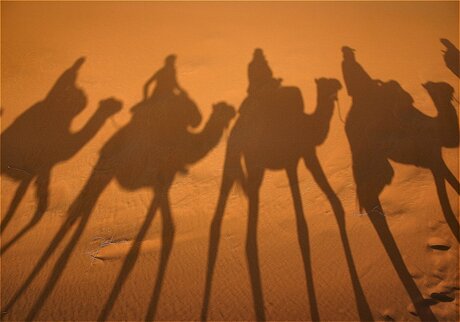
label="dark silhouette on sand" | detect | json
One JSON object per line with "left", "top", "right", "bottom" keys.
{"left": 1, "top": 57, "right": 121, "bottom": 254}
{"left": 246, "top": 48, "right": 282, "bottom": 96}
{"left": 343, "top": 45, "right": 459, "bottom": 321}
{"left": 2, "top": 55, "right": 235, "bottom": 321}
{"left": 143, "top": 54, "right": 183, "bottom": 99}
{"left": 201, "top": 49, "right": 372, "bottom": 321}
{"left": 441, "top": 38, "right": 460, "bottom": 77}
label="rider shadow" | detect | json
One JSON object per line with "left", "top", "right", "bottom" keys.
{"left": 1, "top": 57, "right": 121, "bottom": 255}
{"left": 441, "top": 38, "right": 459, "bottom": 77}
{"left": 2, "top": 55, "right": 236, "bottom": 321}
{"left": 201, "top": 49, "right": 373, "bottom": 321}
{"left": 342, "top": 46, "right": 459, "bottom": 321}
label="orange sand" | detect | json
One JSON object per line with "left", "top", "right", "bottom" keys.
{"left": 1, "top": 1, "right": 459, "bottom": 321}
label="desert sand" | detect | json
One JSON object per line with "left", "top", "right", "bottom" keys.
{"left": 1, "top": 1, "right": 459, "bottom": 321}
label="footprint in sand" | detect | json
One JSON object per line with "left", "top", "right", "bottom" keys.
{"left": 427, "top": 237, "right": 451, "bottom": 251}
{"left": 430, "top": 292, "right": 455, "bottom": 302}
{"left": 379, "top": 308, "right": 397, "bottom": 321}
{"left": 408, "top": 233, "right": 459, "bottom": 320}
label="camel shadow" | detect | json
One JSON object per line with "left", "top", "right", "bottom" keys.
{"left": 1, "top": 57, "right": 121, "bottom": 255}
{"left": 342, "top": 46, "right": 459, "bottom": 321}
{"left": 2, "top": 55, "right": 236, "bottom": 321}
{"left": 201, "top": 49, "right": 373, "bottom": 321}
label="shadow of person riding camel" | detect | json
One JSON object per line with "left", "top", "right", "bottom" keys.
{"left": 1, "top": 57, "right": 121, "bottom": 255}
{"left": 440, "top": 38, "right": 459, "bottom": 78}
{"left": 201, "top": 49, "right": 373, "bottom": 321}
{"left": 342, "top": 46, "right": 459, "bottom": 321}
{"left": 2, "top": 55, "right": 236, "bottom": 321}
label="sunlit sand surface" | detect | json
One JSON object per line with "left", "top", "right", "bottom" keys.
{"left": 1, "top": 2, "right": 458, "bottom": 321}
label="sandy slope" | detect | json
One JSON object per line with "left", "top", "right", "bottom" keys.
{"left": 1, "top": 2, "right": 459, "bottom": 321}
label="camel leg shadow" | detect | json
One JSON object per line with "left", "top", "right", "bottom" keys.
{"left": 366, "top": 202, "right": 438, "bottom": 322}
{"left": 1, "top": 177, "right": 32, "bottom": 235}
{"left": 441, "top": 162, "right": 460, "bottom": 195}
{"left": 1, "top": 202, "right": 81, "bottom": 317}
{"left": 24, "top": 169, "right": 112, "bottom": 320}
{"left": 286, "top": 162, "right": 320, "bottom": 321}
{"left": 98, "top": 194, "right": 162, "bottom": 321}
{"left": 303, "top": 153, "right": 373, "bottom": 321}
{"left": 432, "top": 160, "right": 459, "bottom": 243}
{"left": 1, "top": 167, "right": 111, "bottom": 319}
{"left": 201, "top": 139, "right": 242, "bottom": 321}
{"left": 245, "top": 163, "right": 266, "bottom": 321}
{"left": 2, "top": 170, "right": 51, "bottom": 255}
{"left": 145, "top": 189, "right": 175, "bottom": 321}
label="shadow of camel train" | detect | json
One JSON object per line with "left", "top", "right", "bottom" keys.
{"left": 1, "top": 45, "right": 458, "bottom": 321}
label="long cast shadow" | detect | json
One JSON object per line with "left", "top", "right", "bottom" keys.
{"left": 342, "top": 45, "right": 458, "bottom": 321}
{"left": 1, "top": 58, "right": 120, "bottom": 255}
{"left": 303, "top": 151, "right": 373, "bottom": 321}
{"left": 201, "top": 49, "right": 372, "bottom": 321}
{"left": 2, "top": 55, "right": 235, "bottom": 321}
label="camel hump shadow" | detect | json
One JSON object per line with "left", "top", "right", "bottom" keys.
{"left": 235, "top": 77, "right": 342, "bottom": 170}
{"left": 235, "top": 87, "right": 302, "bottom": 171}
{"left": 239, "top": 86, "right": 303, "bottom": 123}
{"left": 97, "top": 91, "right": 203, "bottom": 191}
